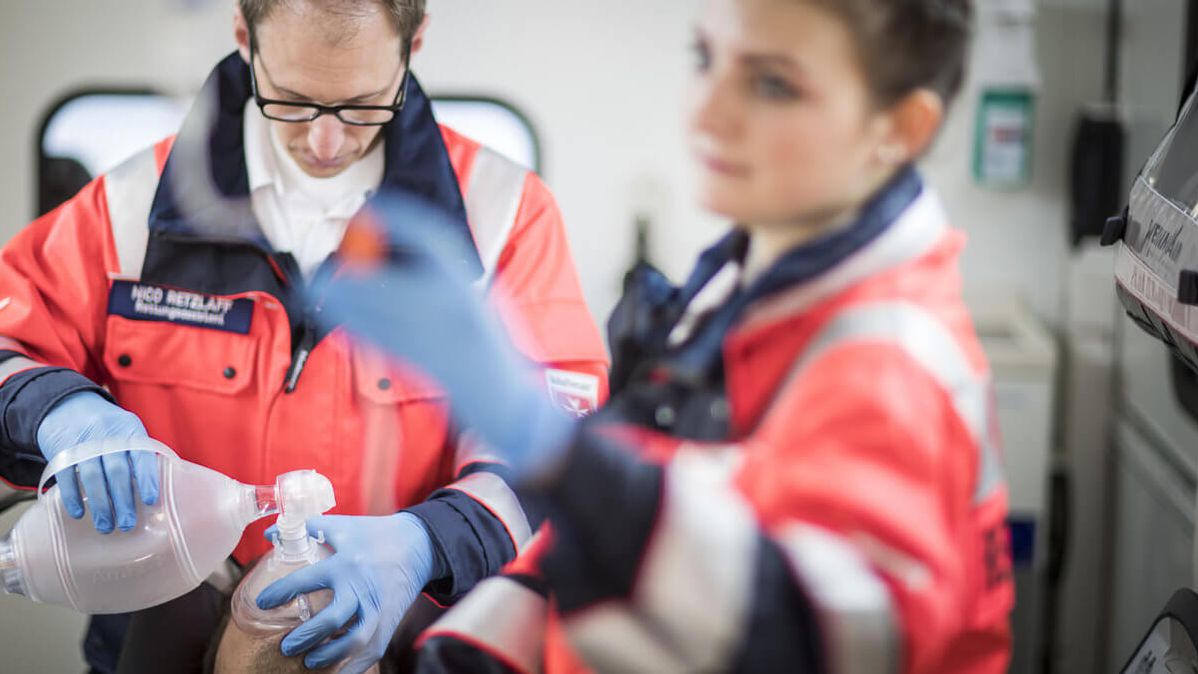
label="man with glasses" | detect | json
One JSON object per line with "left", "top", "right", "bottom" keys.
{"left": 0, "top": 1, "right": 607, "bottom": 673}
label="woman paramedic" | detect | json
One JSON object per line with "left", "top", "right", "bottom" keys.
{"left": 262, "top": 0, "right": 1015, "bottom": 671}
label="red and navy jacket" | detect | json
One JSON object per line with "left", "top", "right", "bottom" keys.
{"left": 0, "top": 53, "right": 608, "bottom": 604}
{"left": 417, "top": 168, "right": 1013, "bottom": 674}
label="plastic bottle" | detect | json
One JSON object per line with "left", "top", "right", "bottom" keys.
{"left": 230, "top": 469, "right": 337, "bottom": 635}
{"left": 0, "top": 437, "right": 334, "bottom": 615}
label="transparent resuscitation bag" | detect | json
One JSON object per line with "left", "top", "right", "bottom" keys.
{"left": 231, "top": 471, "right": 337, "bottom": 635}
{"left": 0, "top": 436, "right": 334, "bottom": 615}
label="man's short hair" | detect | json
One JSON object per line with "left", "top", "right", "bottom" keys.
{"left": 240, "top": 0, "right": 426, "bottom": 47}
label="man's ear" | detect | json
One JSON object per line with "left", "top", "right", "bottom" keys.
{"left": 233, "top": 5, "right": 251, "bottom": 64}
{"left": 409, "top": 14, "right": 431, "bottom": 56}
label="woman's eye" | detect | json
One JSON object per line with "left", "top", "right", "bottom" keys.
{"left": 692, "top": 40, "right": 712, "bottom": 72}
{"left": 753, "top": 73, "right": 799, "bottom": 101}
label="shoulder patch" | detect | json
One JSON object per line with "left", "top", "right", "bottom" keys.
{"left": 545, "top": 369, "right": 600, "bottom": 418}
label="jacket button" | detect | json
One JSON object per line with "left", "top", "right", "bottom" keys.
{"left": 654, "top": 405, "right": 676, "bottom": 427}
{"left": 223, "top": 367, "right": 237, "bottom": 379}
{"left": 117, "top": 354, "right": 132, "bottom": 367}
{"left": 378, "top": 378, "right": 392, "bottom": 391}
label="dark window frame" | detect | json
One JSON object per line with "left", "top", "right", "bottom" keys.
{"left": 36, "top": 87, "right": 545, "bottom": 218}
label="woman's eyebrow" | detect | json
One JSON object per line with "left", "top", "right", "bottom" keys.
{"left": 740, "top": 52, "right": 802, "bottom": 71}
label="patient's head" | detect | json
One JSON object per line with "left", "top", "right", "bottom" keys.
{"left": 205, "top": 571, "right": 383, "bottom": 674}
{"left": 213, "top": 616, "right": 385, "bottom": 674}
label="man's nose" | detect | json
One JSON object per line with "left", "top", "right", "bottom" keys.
{"left": 308, "top": 114, "right": 347, "bottom": 161}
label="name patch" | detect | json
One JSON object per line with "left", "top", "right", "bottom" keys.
{"left": 108, "top": 281, "right": 253, "bottom": 334}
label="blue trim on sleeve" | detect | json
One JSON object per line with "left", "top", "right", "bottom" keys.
{"left": 405, "top": 488, "right": 518, "bottom": 604}
{"left": 521, "top": 425, "right": 664, "bottom": 614}
{"left": 0, "top": 367, "right": 112, "bottom": 487}
{"left": 727, "top": 538, "right": 825, "bottom": 673}
{"left": 415, "top": 636, "right": 524, "bottom": 674}
{"left": 526, "top": 429, "right": 827, "bottom": 670}
{"left": 457, "top": 461, "right": 547, "bottom": 532}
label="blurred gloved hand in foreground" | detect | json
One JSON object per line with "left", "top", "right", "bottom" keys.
{"left": 307, "top": 193, "right": 575, "bottom": 475}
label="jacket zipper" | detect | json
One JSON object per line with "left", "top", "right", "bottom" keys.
{"left": 154, "top": 231, "right": 320, "bottom": 393}
{"left": 284, "top": 320, "right": 316, "bottom": 393}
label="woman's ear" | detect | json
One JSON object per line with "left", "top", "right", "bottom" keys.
{"left": 877, "top": 89, "right": 945, "bottom": 165}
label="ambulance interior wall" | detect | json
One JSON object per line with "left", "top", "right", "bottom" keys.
{"left": 0, "top": 1, "right": 1129, "bottom": 671}
{"left": 0, "top": 0, "right": 1119, "bottom": 329}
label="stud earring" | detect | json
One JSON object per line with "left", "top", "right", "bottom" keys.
{"left": 877, "top": 144, "right": 905, "bottom": 165}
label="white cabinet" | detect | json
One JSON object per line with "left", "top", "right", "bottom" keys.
{"left": 972, "top": 297, "right": 1058, "bottom": 674}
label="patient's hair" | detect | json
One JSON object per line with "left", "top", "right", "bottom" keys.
{"left": 212, "top": 618, "right": 319, "bottom": 674}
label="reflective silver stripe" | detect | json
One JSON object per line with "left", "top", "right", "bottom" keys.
{"left": 777, "top": 524, "right": 899, "bottom": 674}
{"left": 0, "top": 356, "right": 42, "bottom": 384}
{"left": 636, "top": 446, "right": 756, "bottom": 669}
{"left": 568, "top": 445, "right": 755, "bottom": 673}
{"left": 426, "top": 576, "right": 546, "bottom": 674}
{"left": 668, "top": 262, "right": 741, "bottom": 347}
{"left": 102, "top": 146, "right": 159, "bottom": 278}
{"left": 567, "top": 604, "right": 693, "bottom": 674}
{"left": 464, "top": 146, "right": 527, "bottom": 288}
{"left": 792, "top": 301, "right": 1005, "bottom": 503}
{"left": 742, "top": 189, "right": 949, "bottom": 330}
{"left": 453, "top": 430, "right": 508, "bottom": 475}
{"left": 448, "top": 471, "right": 533, "bottom": 550}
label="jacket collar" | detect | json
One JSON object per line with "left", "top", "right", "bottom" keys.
{"left": 146, "top": 52, "right": 481, "bottom": 276}
{"left": 665, "top": 166, "right": 927, "bottom": 381}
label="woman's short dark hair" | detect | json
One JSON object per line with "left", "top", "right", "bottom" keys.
{"left": 808, "top": 0, "right": 973, "bottom": 108}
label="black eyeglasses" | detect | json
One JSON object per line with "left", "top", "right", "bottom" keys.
{"left": 248, "top": 33, "right": 410, "bottom": 126}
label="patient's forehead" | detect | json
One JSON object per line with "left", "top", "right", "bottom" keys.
{"left": 214, "top": 617, "right": 380, "bottom": 674}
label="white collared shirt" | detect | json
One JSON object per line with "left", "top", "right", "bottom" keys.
{"left": 243, "top": 101, "right": 385, "bottom": 278}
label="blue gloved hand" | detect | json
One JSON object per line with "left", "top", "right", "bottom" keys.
{"left": 256, "top": 513, "right": 442, "bottom": 673}
{"left": 36, "top": 391, "right": 159, "bottom": 533}
{"left": 309, "top": 193, "right": 574, "bottom": 475}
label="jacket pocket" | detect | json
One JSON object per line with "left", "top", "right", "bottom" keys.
{"left": 103, "top": 315, "right": 259, "bottom": 395}
{"left": 351, "top": 345, "right": 444, "bottom": 405}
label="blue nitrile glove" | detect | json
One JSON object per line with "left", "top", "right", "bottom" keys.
{"left": 36, "top": 391, "right": 159, "bottom": 533}
{"left": 308, "top": 193, "right": 575, "bottom": 475}
{"left": 256, "top": 513, "right": 443, "bottom": 673}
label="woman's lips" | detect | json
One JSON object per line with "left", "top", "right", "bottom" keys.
{"left": 699, "top": 153, "right": 749, "bottom": 177}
